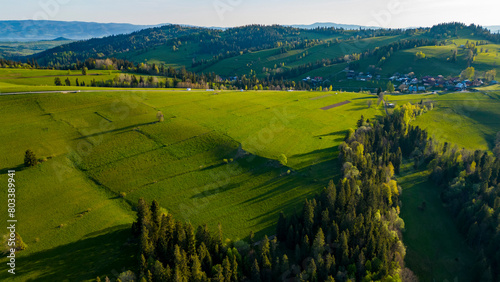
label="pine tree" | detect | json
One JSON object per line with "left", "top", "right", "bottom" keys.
{"left": 222, "top": 257, "right": 232, "bottom": 282}
{"left": 191, "top": 255, "right": 204, "bottom": 282}
{"left": 308, "top": 259, "right": 318, "bottom": 282}
{"left": 340, "top": 231, "right": 349, "bottom": 265}
{"left": 251, "top": 259, "right": 261, "bottom": 282}
{"left": 186, "top": 222, "right": 197, "bottom": 256}
{"left": 281, "top": 254, "right": 289, "bottom": 274}
{"left": 150, "top": 200, "right": 161, "bottom": 227}
{"left": 232, "top": 256, "right": 239, "bottom": 281}
{"left": 303, "top": 200, "right": 315, "bottom": 236}
{"left": 139, "top": 254, "right": 147, "bottom": 275}
{"left": 260, "top": 235, "right": 270, "bottom": 257}
{"left": 312, "top": 228, "right": 325, "bottom": 258}
{"left": 140, "top": 225, "right": 154, "bottom": 258}
{"left": 153, "top": 260, "right": 166, "bottom": 281}
{"left": 213, "top": 264, "right": 224, "bottom": 282}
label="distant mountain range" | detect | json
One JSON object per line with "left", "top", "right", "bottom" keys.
{"left": 0, "top": 20, "right": 498, "bottom": 42}
{"left": 289, "top": 22, "right": 382, "bottom": 30}
{"left": 0, "top": 20, "right": 164, "bottom": 41}
{"left": 487, "top": 25, "right": 500, "bottom": 33}
{"left": 0, "top": 21, "right": 385, "bottom": 41}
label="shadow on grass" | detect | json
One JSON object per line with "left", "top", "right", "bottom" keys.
{"left": 0, "top": 163, "right": 25, "bottom": 175}
{"left": 346, "top": 105, "right": 374, "bottom": 111}
{"left": 315, "top": 130, "right": 348, "bottom": 140}
{"left": 73, "top": 122, "right": 156, "bottom": 140}
{"left": 350, "top": 96, "right": 376, "bottom": 100}
{"left": 0, "top": 224, "right": 136, "bottom": 281}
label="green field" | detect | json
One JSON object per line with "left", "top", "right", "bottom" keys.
{"left": 398, "top": 164, "right": 477, "bottom": 281}
{"left": 1, "top": 68, "right": 500, "bottom": 280}
{"left": 388, "top": 91, "right": 500, "bottom": 151}
{"left": 366, "top": 43, "right": 500, "bottom": 77}
{"left": 0, "top": 70, "right": 386, "bottom": 280}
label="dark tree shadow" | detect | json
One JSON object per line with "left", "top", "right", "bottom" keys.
{"left": 0, "top": 163, "right": 25, "bottom": 175}
{"left": 0, "top": 224, "right": 136, "bottom": 281}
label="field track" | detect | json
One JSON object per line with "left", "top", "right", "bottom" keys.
{"left": 320, "top": 100, "right": 351, "bottom": 110}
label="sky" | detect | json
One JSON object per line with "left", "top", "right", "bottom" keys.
{"left": 1, "top": 0, "right": 499, "bottom": 28}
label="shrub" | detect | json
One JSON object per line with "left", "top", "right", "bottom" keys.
{"left": 24, "top": 150, "right": 38, "bottom": 167}
{"left": 54, "top": 77, "right": 62, "bottom": 86}
{"left": 278, "top": 154, "right": 288, "bottom": 166}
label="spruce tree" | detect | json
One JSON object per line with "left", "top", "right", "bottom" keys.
{"left": 251, "top": 259, "right": 261, "bottom": 282}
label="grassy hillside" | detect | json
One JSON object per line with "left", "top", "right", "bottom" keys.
{"left": 0, "top": 69, "right": 383, "bottom": 279}
{"left": 0, "top": 93, "right": 136, "bottom": 281}
{"left": 388, "top": 91, "right": 500, "bottom": 151}
{"left": 398, "top": 165, "right": 477, "bottom": 281}
{"left": 192, "top": 35, "right": 412, "bottom": 77}
{"left": 1, "top": 68, "right": 499, "bottom": 280}
{"left": 0, "top": 68, "right": 122, "bottom": 86}
{"left": 364, "top": 43, "right": 500, "bottom": 77}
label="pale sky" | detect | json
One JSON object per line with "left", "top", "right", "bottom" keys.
{"left": 1, "top": 0, "right": 499, "bottom": 28}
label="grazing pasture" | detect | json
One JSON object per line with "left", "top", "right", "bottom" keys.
{"left": 1, "top": 68, "right": 499, "bottom": 280}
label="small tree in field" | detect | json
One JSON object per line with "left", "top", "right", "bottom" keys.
{"left": 24, "top": 150, "right": 38, "bottom": 167}
{"left": 386, "top": 82, "right": 395, "bottom": 93}
{"left": 156, "top": 111, "right": 164, "bottom": 122}
{"left": 278, "top": 154, "right": 288, "bottom": 166}
{"left": 82, "top": 67, "right": 88, "bottom": 75}
{"left": 415, "top": 51, "right": 426, "bottom": 59}
{"left": 54, "top": 77, "right": 62, "bottom": 86}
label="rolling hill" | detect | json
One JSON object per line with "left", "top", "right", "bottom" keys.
{"left": 26, "top": 23, "right": 499, "bottom": 88}
{"left": 1, "top": 67, "right": 500, "bottom": 280}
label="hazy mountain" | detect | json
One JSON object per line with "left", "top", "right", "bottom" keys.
{"left": 290, "top": 22, "right": 382, "bottom": 30}
{"left": 487, "top": 25, "right": 500, "bottom": 33}
{"left": 0, "top": 20, "right": 164, "bottom": 41}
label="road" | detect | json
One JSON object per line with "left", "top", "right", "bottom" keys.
{"left": 0, "top": 89, "right": 187, "bottom": 96}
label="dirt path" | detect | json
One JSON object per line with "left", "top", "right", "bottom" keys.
{"left": 320, "top": 100, "right": 351, "bottom": 110}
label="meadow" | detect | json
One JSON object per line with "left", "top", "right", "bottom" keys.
{"left": 398, "top": 164, "right": 477, "bottom": 281}
{"left": 1, "top": 68, "right": 500, "bottom": 280}
{"left": 0, "top": 70, "right": 382, "bottom": 280}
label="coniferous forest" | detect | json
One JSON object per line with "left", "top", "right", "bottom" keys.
{"left": 128, "top": 102, "right": 500, "bottom": 281}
